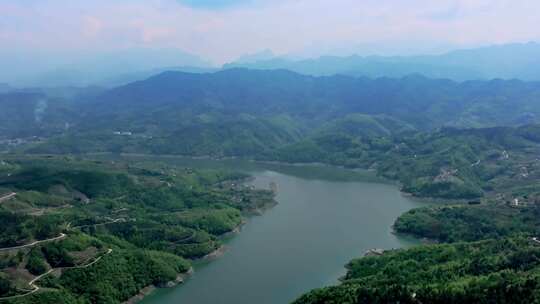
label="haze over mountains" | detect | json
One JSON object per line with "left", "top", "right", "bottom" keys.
{"left": 226, "top": 42, "right": 540, "bottom": 81}
{"left": 2, "top": 42, "right": 540, "bottom": 88}
{"left": 0, "top": 48, "right": 212, "bottom": 88}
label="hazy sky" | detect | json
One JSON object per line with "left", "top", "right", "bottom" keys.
{"left": 1, "top": 0, "right": 540, "bottom": 64}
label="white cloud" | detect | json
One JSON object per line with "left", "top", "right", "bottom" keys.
{"left": 0, "top": 0, "right": 539, "bottom": 63}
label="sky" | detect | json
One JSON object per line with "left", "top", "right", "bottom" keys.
{"left": 1, "top": 0, "right": 540, "bottom": 64}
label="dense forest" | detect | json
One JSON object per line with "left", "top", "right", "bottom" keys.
{"left": 0, "top": 156, "right": 275, "bottom": 303}
{"left": 294, "top": 237, "right": 540, "bottom": 304}
{"left": 2, "top": 69, "right": 540, "bottom": 157}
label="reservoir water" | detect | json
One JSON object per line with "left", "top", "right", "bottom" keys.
{"left": 117, "top": 157, "right": 426, "bottom": 304}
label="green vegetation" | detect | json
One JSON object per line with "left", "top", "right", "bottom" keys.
{"left": 3, "top": 69, "right": 540, "bottom": 303}
{"left": 0, "top": 155, "right": 275, "bottom": 302}
{"left": 272, "top": 125, "right": 540, "bottom": 199}
{"left": 4, "top": 70, "right": 540, "bottom": 201}
{"left": 1, "top": 69, "right": 536, "bottom": 161}
{"left": 294, "top": 238, "right": 540, "bottom": 304}
{"left": 395, "top": 203, "right": 540, "bottom": 243}
{"left": 0, "top": 211, "right": 62, "bottom": 247}
{"left": 56, "top": 250, "right": 189, "bottom": 303}
{"left": 293, "top": 126, "right": 540, "bottom": 303}
{"left": 25, "top": 249, "right": 47, "bottom": 275}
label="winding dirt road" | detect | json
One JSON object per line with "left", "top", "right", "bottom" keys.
{"left": 0, "top": 233, "right": 67, "bottom": 252}
{"left": 0, "top": 249, "right": 113, "bottom": 301}
{"left": 0, "top": 192, "right": 16, "bottom": 203}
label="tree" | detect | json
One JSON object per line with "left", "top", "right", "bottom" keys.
{"left": 26, "top": 248, "right": 48, "bottom": 275}
{"left": 0, "top": 276, "right": 12, "bottom": 296}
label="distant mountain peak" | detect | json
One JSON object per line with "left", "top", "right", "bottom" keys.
{"left": 223, "top": 42, "right": 540, "bottom": 81}
{"left": 230, "top": 49, "right": 276, "bottom": 65}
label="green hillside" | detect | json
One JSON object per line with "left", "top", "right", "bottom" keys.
{"left": 294, "top": 238, "right": 540, "bottom": 304}
{"left": 2, "top": 69, "right": 540, "bottom": 158}
{"left": 0, "top": 156, "right": 275, "bottom": 302}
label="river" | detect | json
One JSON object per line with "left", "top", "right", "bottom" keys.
{"left": 112, "top": 156, "right": 426, "bottom": 304}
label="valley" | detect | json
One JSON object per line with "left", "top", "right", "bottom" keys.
{"left": 2, "top": 69, "right": 540, "bottom": 303}
{"left": 3, "top": 1, "right": 540, "bottom": 303}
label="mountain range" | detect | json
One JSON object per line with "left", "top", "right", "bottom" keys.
{"left": 0, "top": 68, "right": 535, "bottom": 158}
{"left": 226, "top": 42, "right": 540, "bottom": 81}
{"left": 3, "top": 42, "right": 540, "bottom": 89}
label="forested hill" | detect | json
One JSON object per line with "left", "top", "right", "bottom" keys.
{"left": 88, "top": 69, "right": 540, "bottom": 130}
{"left": 0, "top": 92, "right": 74, "bottom": 139}
{"left": 3, "top": 69, "right": 540, "bottom": 138}
{"left": 3, "top": 68, "right": 540, "bottom": 158}
{"left": 0, "top": 156, "right": 276, "bottom": 303}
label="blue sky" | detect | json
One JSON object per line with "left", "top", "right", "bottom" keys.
{"left": 1, "top": 0, "right": 539, "bottom": 63}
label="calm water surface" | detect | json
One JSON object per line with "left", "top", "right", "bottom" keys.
{"left": 115, "top": 157, "right": 427, "bottom": 304}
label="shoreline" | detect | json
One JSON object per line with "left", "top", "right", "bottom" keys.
{"left": 123, "top": 267, "right": 195, "bottom": 304}
{"left": 9, "top": 153, "right": 440, "bottom": 304}
{"left": 20, "top": 152, "right": 467, "bottom": 204}
{"left": 122, "top": 172, "right": 276, "bottom": 303}
{"left": 124, "top": 210, "right": 260, "bottom": 303}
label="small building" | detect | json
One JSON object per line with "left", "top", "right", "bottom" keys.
{"left": 364, "top": 248, "right": 385, "bottom": 257}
